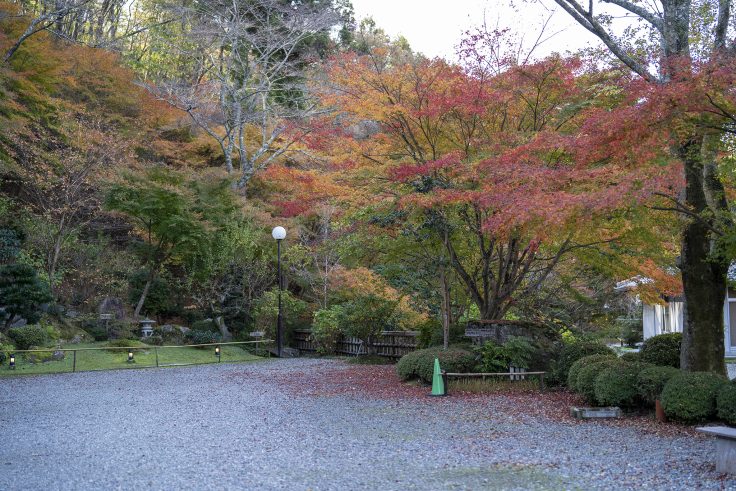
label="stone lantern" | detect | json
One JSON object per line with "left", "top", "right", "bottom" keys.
{"left": 140, "top": 318, "right": 156, "bottom": 338}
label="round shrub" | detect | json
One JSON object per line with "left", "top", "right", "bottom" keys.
{"left": 574, "top": 359, "right": 624, "bottom": 403}
{"left": 661, "top": 371, "right": 728, "bottom": 423}
{"left": 619, "top": 351, "right": 641, "bottom": 363}
{"left": 716, "top": 382, "right": 736, "bottom": 425}
{"left": 636, "top": 365, "right": 680, "bottom": 406}
{"left": 185, "top": 330, "right": 222, "bottom": 347}
{"left": 566, "top": 353, "right": 617, "bottom": 388}
{"left": 142, "top": 335, "right": 164, "bottom": 346}
{"left": 191, "top": 319, "right": 219, "bottom": 333}
{"left": 7, "top": 325, "right": 49, "bottom": 350}
{"left": 553, "top": 341, "right": 615, "bottom": 384}
{"left": 594, "top": 362, "right": 652, "bottom": 407}
{"left": 396, "top": 347, "right": 475, "bottom": 384}
{"left": 640, "top": 333, "right": 681, "bottom": 368}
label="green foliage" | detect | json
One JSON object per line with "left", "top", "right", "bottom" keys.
{"left": 552, "top": 341, "right": 616, "bottom": 384}
{"left": 311, "top": 305, "right": 346, "bottom": 355}
{"left": 619, "top": 351, "right": 642, "bottom": 362}
{"left": 7, "top": 325, "right": 50, "bottom": 350}
{"left": 574, "top": 359, "right": 624, "bottom": 403}
{"left": 636, "top": 365, "right": 681, "bottom": 406}
{"left": 0, "top": 227, "right": 21, "bottom": 263}
{"left": 716, "top": 383, "right": 736, "bottom": 425}
{"left": 396, "top": 347, "right": 476, "bottom": 383}
{"left": 253, "top": 289, "right": 309, "bottom": 342}
{"left": 503, "top": 337, "right": 536, "bottom": 368}
{"left": 566, "top": 353, "right": 618, "bottom": 388}
{"left": 340, "top": 294, "right": 397, "bottom": 343}
{"left": 142, "top": 335, "right": 164, "bottom": 346}
{"left": 0, "top": 263, "right": 52, "bottom": 327}
{"left": 661, "top": 372, "right": 728, "bottom": 423}
{"left": 191, "top": 319, "right": 218, "bottom": 333}
{"left": 475, "top": 340, "right": 508, "bottom": 372}
{"left": 0, "top": 342, "right": 13, "bottom": 364}
{"left": 417, "top": 319, "right": 467, "bottom": 348}
{"left": 640, "top": 333, "right": 682, "bottom": 368}
{"left": 475, "top": 337, "right": 537, "bottom": 373}
{"left": 594, "top": 362, "right": 652, "bottom": 407}
{"left": 185, "top": 330, "right": 222, "bottom": 346}
{"left": 127, "top": 270, "right": 182, "bottom": 318}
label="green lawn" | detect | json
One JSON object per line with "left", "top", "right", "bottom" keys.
{"left": 0, "top": 342, "right": 265, "bottom": 377}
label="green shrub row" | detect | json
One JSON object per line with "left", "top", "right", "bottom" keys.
{"left": 567, "top": 352, "right": 733, "bottom": 423}
{"left": 396, "top": 347, "right": 476, "bottom": 383}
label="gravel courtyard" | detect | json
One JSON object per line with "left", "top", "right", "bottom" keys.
{"left": 1, "top": 358, "right": 734, "bottom": 491}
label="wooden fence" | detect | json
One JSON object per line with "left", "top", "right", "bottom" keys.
{"left": 292, "top": 330, "right": 419, "bottom": 359}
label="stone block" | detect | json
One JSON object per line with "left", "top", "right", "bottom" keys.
{"left": 570, "top": 406, "right": 622, "bottom": 419}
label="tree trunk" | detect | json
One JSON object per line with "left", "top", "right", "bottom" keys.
{"left": 214, "top": 316, "right": 233, "bottom": 341}
{"left": 679, "top": 140, "right": 728, "bottom": 376}
{"left": 440, "top": 269, "right": 451, "bottom": 350}
{"left": 133, "top": 268, "right": 156, "bottom": 318}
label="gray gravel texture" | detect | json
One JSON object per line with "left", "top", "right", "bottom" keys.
{"left": 0, "top": 358, "right": 734, "bottom": 491}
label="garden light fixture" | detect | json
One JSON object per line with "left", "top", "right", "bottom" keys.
{"left": 272, "top": 226, "right": 286, "bottom": 357}
{"left": 127, "top": 350, "right": 134, "bottom": 363}
{"left": 215, "top": 346, "right": 221, "bottom": 361}
{"left": 9, "top": 354, "right": 15, "bottom": 369}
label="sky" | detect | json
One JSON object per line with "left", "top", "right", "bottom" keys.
{"left": 349, "top": 0, "right": 609, "bottom": 61}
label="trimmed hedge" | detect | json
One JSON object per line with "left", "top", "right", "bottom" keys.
{"left": 396, "top": 347, "right": 476, "bottom": 384}
{"left": 574, "top": 359, "right": 624, "bottom": 403}
{"left": 185, "top": 330, "right": 222, "bottom": 346}
{"left": 619, "top": 351, "right": 641, "bottom": 363}
{"left": 640, "top": 333, "right": 681, "bottom": 368}
{"left": 636, "top": 365, "right": 680, "bottom": 406}
{"left": 566, "top": 353, "right": 617, "bottom": 388}
{"left": 594, "top": 362, "right": 652, "bottom": 407}
{"left": 661, "top": 371, "right": 728, "bottom": 423}
{"left": 553, "top": 341, "right": 616, "bottom": 384}
{"left": 8, "top": 325, "right": 49, "bottom": 350}
{"left": 716, "top": 382, "right": 736, "bottom": 425}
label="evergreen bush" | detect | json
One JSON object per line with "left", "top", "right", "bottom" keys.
{"left": 716, "top": 382, "right": 736, "bottom": 425}
{"left": 185, "top": 330, "right": 222, "bottom": 347}
{"left": 396, "top": 347, "right": 475, "bottom": 383}
{"left": 566, "top": 353, "right": 617, "bottom": 388}
{"left": 0, "top": 264, "right": 51, "bottom": 328}
{"left": 552, "top": 341, "right": 616, "bottom": 384}
{"left": 636, "top": 365, "right": 680, "bottom": 406}
{"left": 574, "top": 359, "right": 624, "bottom": 403}
{"left": 639, "top": 333, "right": 682, "bottom": 368}
{"left": 619, "top": 351, "right": 641, "bottom": 362}
{"left": 594, "top": 362, "right": 652, "bottom": 407}
{"left": 661, "top": 372, "right": 728, "bottom": 423}
{"left": 7, "top": 325, "right": 49, "bottom": 350}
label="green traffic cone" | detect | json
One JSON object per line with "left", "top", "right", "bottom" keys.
{"left": 430, "top": 357, "right": 445, "bottom": 396}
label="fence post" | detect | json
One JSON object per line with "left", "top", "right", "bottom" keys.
{"left": 539, "top": 373, "right": 545, "bottom": 392}
{"left": 72, "top": 350, "right": 77, "bottom": 373}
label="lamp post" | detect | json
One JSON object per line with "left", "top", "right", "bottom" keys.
{"left": 272, "top": 226, "right": 286, "bottom": 358}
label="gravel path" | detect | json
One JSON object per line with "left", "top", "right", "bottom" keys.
{"left": 0, "top": 358, "right": 733, "bottom": 490}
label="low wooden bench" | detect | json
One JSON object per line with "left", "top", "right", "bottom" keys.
{"left": 696, "top": 426, "right": 736, "bottom": 474}
{"left": 443, "top": 371, "right": 546, "bottom": 394}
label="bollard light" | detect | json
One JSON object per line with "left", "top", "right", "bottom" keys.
{"left": 215, "top": 346, "right": 221, "bottom": 361}
{"left": 127, "top": 350, "right": 134, "bottom": 363}
{"left": 9, "top": 354, "right": 15, "bottom": 369}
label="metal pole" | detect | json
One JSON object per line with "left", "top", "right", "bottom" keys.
{"left": 155, "top": 347, "right": 159, "bottom": 367}
{"left": 73, "top": 350, "right": 76, "bottom": 373}
{"left": 277, "top": 238, "right": 283, "bottom": 358}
